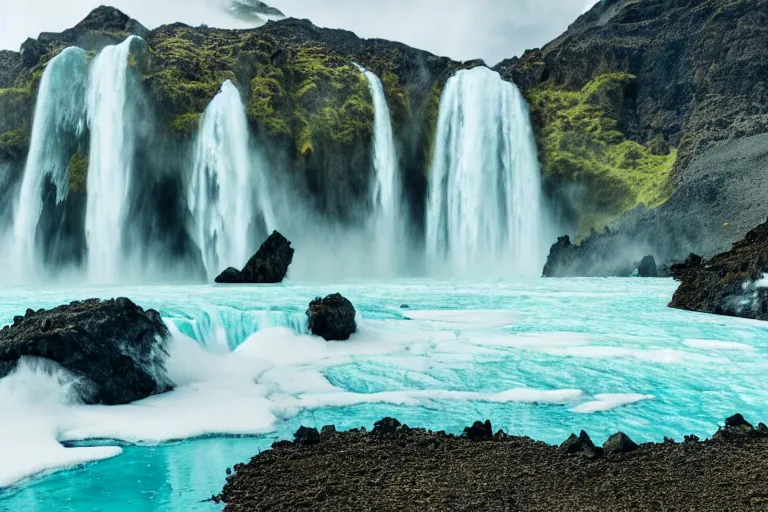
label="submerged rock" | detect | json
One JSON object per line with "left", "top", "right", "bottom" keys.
{"left": 0, "top": 298, "right": 172, "bottom": 405}
{"left": 669, "top": 220, "right": 768, "bottom": 320}
{"left": 215, "top": 231, "right": 294, "bottom": 284}
{"left": 306, "top": 293, "right": 357, "bottom": 341}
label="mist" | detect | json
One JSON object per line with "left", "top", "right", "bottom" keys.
{"left": 1, "top": 0, "right": 592, "bottom": 64}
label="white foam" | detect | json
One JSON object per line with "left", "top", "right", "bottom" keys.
{"left": 571, "top": 393, "right": 654, "bottom": 414}
{"left": 683, "top": 339, "right": 755, "bottom": 352}
{"left": 543, "top": 346, "right": 724, "bottom": 364}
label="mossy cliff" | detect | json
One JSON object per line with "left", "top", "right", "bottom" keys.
{"left": 498, "top": 0, "right": 768, "bottom": 268}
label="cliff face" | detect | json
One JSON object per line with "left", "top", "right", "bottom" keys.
{"left": 498, "top": 0, "right": 768, "bottom": 270}
{"left": 0, "top": 6, "right": 469, "bottom": 234}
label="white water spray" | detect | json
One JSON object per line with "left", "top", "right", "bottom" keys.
{"left": 8, "top": 47, "right": 88, "bottom": 280}
{"left": 426, "top": 67, "right": 545, "bottom": 276}
{"left": 189, "top": 80, "right": 276, "bottom": 279}
{"left": 84, "top": 36, "right": 139, "bottom": 282}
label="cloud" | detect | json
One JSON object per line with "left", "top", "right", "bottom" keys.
{"left": 0, "top": 0, "right": 591, "bottom": 65}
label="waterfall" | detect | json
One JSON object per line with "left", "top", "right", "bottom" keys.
{"left": 426, "top": 67, "right": 545, "bottom": 276}
{"left": 84, "top": 36, "right": 138, "bottom": 282}
{"left": 9, "top": 47, "right": 88, "bottom": 279}
{"left": 355, "top": 64, "right": 401, "bottom": 271}
{"left": 189, "top": 80, "right": 276, "bottom": 280}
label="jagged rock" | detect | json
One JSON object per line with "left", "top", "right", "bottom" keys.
{"left": 559, "top": 431, "right": 603, "bottom": 459}
{"left": 463, "top": 420, "right": 493, "bottom": 441}
{"left": 373, "top": 417, "right": 402, "bottom": 436}
{"left": 19, "top": 38, "right": 46, "bottom": 67}
{"left": 726, "top": 413, "right": 752, "bottom": 429}
{"left": 637, "top": 255, "right": 658, "bottom": 277}
{"left": 306, "top": 293, "right": 357, "bottom": 341}
{"left": 670, "top": 220, "right": 768, "bottom": 320}
{"left": 320, "top": 425, "right": 337, "bottom": 437}
{"left": 294, "top": 426, "right": 320, "bottom": 445}
{"left": 712, "top": 414, "right": 768, "bottom": 441}
{"left": 543, "top": 233, "right": 638, "bottom": 277}
{"left": 215, "top": 267, "right": 245, "bottom": 284}
{"left": 215, "top": 231, "right": 294, "bottom": 284}
{"left": 602, "top": 432, "right": 639, "bottom": 455}
{"left": 669, "top": 253, "right": 703, "bottom": 278}
{"left": 0, "top": 298, "right": 172, "bottom": 405}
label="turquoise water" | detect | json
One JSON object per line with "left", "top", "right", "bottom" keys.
{"left": 1, "top": 278, "right": 767, "bottom": 510}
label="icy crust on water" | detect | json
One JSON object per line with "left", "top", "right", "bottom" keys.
{"left": 1, "top": 278, "right": 768, "bottom": 499}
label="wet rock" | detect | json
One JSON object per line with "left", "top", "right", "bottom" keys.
{"left": 373, "top": 417, "right": 402, "bottom": 436}
{"left": 637, "top": 255, "right": 658, "bottom": 277}
{"left": 560, "top": 431, "right": 603, "bottom": 459}
{"left": 306, "top": 293, "right": 357, "bottom": 341}
{"left": 603, "top": 432, "right": 639, "bottom": 455}
{"left": 0, "top": 298, "right": 172, "bottom": 405}
{"left": 215, "top": 231, "right": 294, "bottom": 284}
{"left": 321, "top": 425, "right": 337, "bottom": 437}
{"left": 670, "top": 221, "right": 768, "bottom": 320}
{"left": 463, "top": 420, "right": 493, "bottom": 441}
{"left": 713, "top": 414, "right": 759, "bottom": 441}
{"left": 669, "top": 253, "right": 703, "bottom": 278}
{"left": 294, "top": 426, "right": 320, "bottom": 445}
{"left": 542, "top": 233, "right": 638, "bottom": 277}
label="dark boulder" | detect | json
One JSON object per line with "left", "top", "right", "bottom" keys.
{"left": 293, "top": 426, "right": 320, "bottom": 445}
{"left": 713, "top": 414, "right": 760, "bottom": 441}
{"left": 637, "top": 255, "right": 658, "bottom": 277}
{"left": 603, "top": 432, "right": 639, "bottom": 455}
{"left": 542, "top": 233, "right": 639, "bottom": 277}
{"left": 306, "top": 293, "right": 357, "bottom": 341}
{"left": 215, "top": 231, "right": 294, "bottom": 284}
{"left": 559, "top": 431, "right": 603, "bottom": 459}
{"left": 463, "top": 420, "right": 493, "bottom": 441}
{"left": 670, "top": 220, "right": 768, "bottom": 320}
{"left": 373, "top": 417, "right": 402, "bottom": 436}
{"left": 0, "top": 298, "right": 172, "bottom": 405}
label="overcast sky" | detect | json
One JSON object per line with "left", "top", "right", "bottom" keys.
{"left": 0, "top": 0, "right": 600, "bottom": 65}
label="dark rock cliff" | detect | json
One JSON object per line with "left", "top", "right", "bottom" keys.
{"left": 497, "top": 0, "right": 768, "bottom": 268}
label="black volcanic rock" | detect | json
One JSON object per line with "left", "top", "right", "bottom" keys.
{"left": 669, "top": 220, "right": 768, "bottom": 320}
{"left": 306, "top": 294, "right": 357, "bottom": 341}
{"left": 603, "top": 432, "right": 639, "bottom": 455}
{"left": 559, "top": 431, "right": 603, "bottom": 459}
{"left": 463, "top": 420, "right": 493, "bottom": 441}
{"left": 37, "top": 6, "right": 149, "bottom": 52}
{"left": 215, "top": 231, "right": 294, "bottom": 284}
{"left": 0, "top": 298, "right": 172, "bottom": 405}
{"left": 542, "top": 233, "right": 637, "bottom": 277}
{"left": 637, "top": 255, "right": 657, "bottom": 277}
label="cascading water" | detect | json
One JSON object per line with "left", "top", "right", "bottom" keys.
{"left": 426, "top": 66, "right": 545, "bottom": 276}
{"left": 355, "top": 64, "right": 402, "bottom": 272}
{"left": 189, "top": 80, "right": 276, "bottom": 279}
{"left": 85, "top": 36, "right": 138, "bottom": 283}
{"left": 8, "top": 47, "right": 88, "bottom": 280}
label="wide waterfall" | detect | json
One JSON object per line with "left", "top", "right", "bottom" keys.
{"left": 8, "top": 47, "right": 88, "bottom": 280}
{"left": 84, "top": 36, "right": 139, "bottom": 283}
{"left": 426, "top": 67, "right": 545, "bottom": 276}
{"left": 189, "top": 80, "right": 276, "bottom": 279}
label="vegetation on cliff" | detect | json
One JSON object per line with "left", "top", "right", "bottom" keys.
{"left": 527, "top": 73, "right": 676, "bottom": 236}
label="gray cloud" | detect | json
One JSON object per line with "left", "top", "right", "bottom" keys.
{"left": 0, "top": 0, "right": 593, "bottom": 64}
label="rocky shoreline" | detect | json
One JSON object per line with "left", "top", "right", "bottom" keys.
{"left": 217, "top": 415, "right": 768, "bottom": 511}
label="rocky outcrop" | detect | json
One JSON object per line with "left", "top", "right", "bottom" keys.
{"left": 559, "top": 430, "right": 602, "bottom": 459}
{"left": 669, "top": 220, "right": 768, "bottom": 320}
{"left": 637, "top": 255, "right": 657, "bottom": 277}
{"left": 306, "top": 293, "right": 357, "bottom": 341}
{"left": 0, "top": 298, "right": 172, "bottom": 405}
{"left": 215, "top": 231, "right": 294, "bottom": 284}
{"left": 498, "top": 0, "right": 768, "bottom": 260}
{"left": 217, "top": 414, "right": 768, "bottom": 511}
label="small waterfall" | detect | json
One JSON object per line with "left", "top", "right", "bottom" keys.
{"left": 9, "top": 47, "right": 88, "bottom": 279}
{"left": 85, "top": 36, "right": 138, "bottom": 282}
{"left": 189, "top": 80, "right": 276, "bottom": 279}
{"left": 356, "top": 64, "right": 401, "bottom": 271}
{"left": 426, "top": 67, "right": 545, "bottom": 276}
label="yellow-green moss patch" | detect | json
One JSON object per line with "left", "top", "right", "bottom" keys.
{"left": 68, "top": 152, "right": 89, "bottom": 192}
{"left": 169, "top": 112, "right": 202, "bottom": 137}
{"left": 527, "top": 73, "right": 677, "bottom": 236}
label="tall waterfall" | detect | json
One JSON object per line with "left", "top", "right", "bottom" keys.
{"left": 355, "top": 64, "right": 401, "bottom": 271}
{"left": 189, "top": 80, "right": 276, "bottom": 279}
{"left": 9, "top": 47, "right": 88, "bottom": 279}
{"left": 85, "top": 36, "right": 138, "bottom": 282}
{"left": 426, "top": 67, "right": 545, "bottom": 276}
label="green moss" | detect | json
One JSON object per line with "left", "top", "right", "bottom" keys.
{"left": 0, "top": 129, "right": 29, "bottom": 159}
{"left": 68, "top": 152, "right": 89, "bottom": 193}
{"left": 249, "top": 67, "right": 291, "bottom": 137}
{"left": 527, "top": 73, "right": 677, "bottom": 236}
{"left": 169, "top": 112, "right": 202, "bottom": 137}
